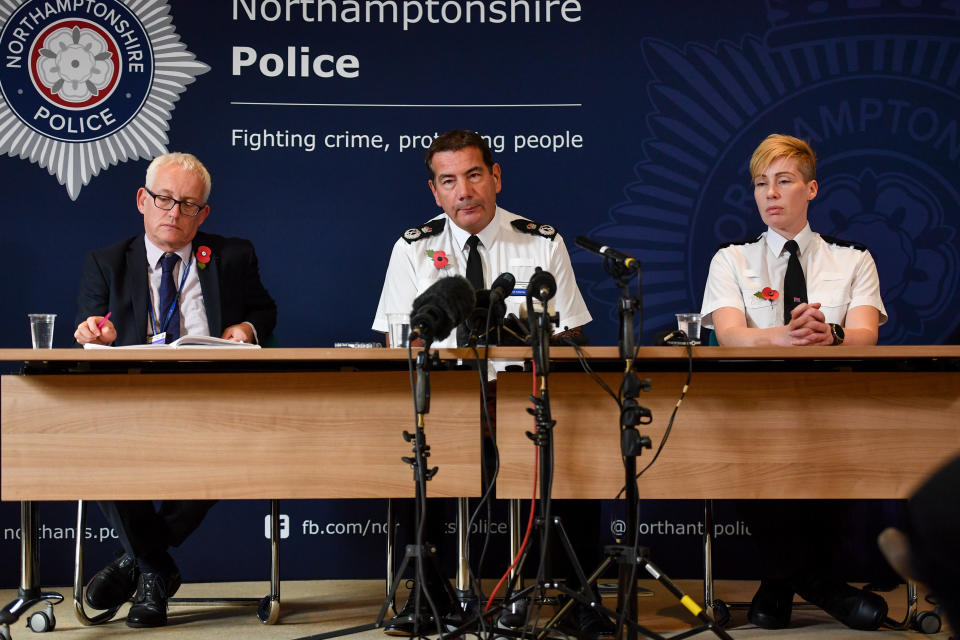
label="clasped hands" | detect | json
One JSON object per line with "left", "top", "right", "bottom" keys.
{"left": 785, "top": 302, "right": 834, "bottom": 346}
{"left": 74, "top": 316, "right": 254, "bottom": 345}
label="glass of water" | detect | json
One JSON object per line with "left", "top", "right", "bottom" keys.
{"left": 387, "top": 312, "right": 411, "bottom": 348}
{"left": 673, "top": 313, "right": 701, "bottom": 345}
{"left": 29, "top": 313, "right": 56, "bottom": 349}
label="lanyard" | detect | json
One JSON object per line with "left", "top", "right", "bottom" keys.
{"left": 148, "top": 255, "right": 193, "bottom": 337}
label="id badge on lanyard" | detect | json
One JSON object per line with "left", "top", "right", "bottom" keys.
{"left": 148, "top": 256, "right": 193, "bottom": 343}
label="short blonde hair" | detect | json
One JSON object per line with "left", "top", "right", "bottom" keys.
{"left": 749, "top": 134, "right": 816, "bottom": 183}
{"left": 145, "top": 152, "right": 212, "bottom": 202}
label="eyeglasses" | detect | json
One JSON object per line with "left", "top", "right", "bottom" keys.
{"left": 144, "top": 187, "right": 206, "bottom": 217}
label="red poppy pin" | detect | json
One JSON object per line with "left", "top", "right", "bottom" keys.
{"left": 426, "top": 249, "right": 449, "bottom": 269}
{"left": 754, "top": 287, "right": 779, "bottom": 305}
{"left": 195, "top": 245, "right": 212, "bottom": 269}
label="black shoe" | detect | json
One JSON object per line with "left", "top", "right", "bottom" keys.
{"left": 747, "top": 579, "right": 794, "bottom": 629}
{"left": 384, "top": 588, "right": 456, "bottom": 636}
{"left": 796, "top": 577, "right": 888, "bottom": 630}
{"left": 125, "top": 569, "right": 182, "bottom": 628}
{"left": 85, "top": 553, "right": 139, "bottom": 610}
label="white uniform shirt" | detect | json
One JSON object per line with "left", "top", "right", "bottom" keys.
{"left": 700, "top": 223, "right": 887, "bottom": 330}
{"left": 373, "top": 207, "right": 592, "bottom": 348}
{"left": 144, "top": 236, "right": 210, "bottom": 338}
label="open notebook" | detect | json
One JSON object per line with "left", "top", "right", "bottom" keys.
{"left": 83, "top": 335, "right": 260, "bottom": 349}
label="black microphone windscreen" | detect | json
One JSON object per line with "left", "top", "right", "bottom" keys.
{"left": 469, "top": 289, "right": 506, "bottom": 324}
{"left": 411, "top": 275, "right": 476, "bottom": 342}
{"left": 434, "top": 275, "right": 475, "bottom": 326}
{"left": 473, "top": 289, "right": 492, "bottom": 309}
{"left": 528, "top": 268, "right": 557, "bottom": 302}
{"left": 488, "top": 272, "right": 516, "bottom": 304}
{"left": 464, "top": 290, "right": 489, "bottom": 334}
{"left": 490, "top": 272, "right": 515, "bottom": 294}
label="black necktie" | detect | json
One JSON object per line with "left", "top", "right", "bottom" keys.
{"left": 159, "top": 252, "right": 181, "bottom": 341}
{"left": 465, "top": 235, "right": 484, "bottom": 291}
{"left": 783, "top": 239, "right": 807, "bottom": 324}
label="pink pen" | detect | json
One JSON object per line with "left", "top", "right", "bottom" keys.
{"left": 97, "top": 312, "right": 112, "bottom": 329}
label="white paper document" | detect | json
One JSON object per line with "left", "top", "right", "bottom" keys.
{"left": 83, "top": 335, "right": 261, "bottom": 349}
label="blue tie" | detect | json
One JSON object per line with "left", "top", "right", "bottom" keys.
{"left": 159, "top": 253, "right": 181, "bottom": 341}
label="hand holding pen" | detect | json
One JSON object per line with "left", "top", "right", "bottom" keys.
{"left": 75, "top": 311, "right": 117, "bottom": 346}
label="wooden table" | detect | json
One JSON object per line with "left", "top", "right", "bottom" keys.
{"left": 5, "top": 345, "right": 958, "bottom": 500}
{"left": 493, "top": 345, "right": 960, "bottom": 626}
{"left": 0, "top": 347, "right": 483, "bottom": 630}
{"left": 2, "top": 345, "right": 958, "bottom": 629}
{"left": 1, "top": 348, "right": 482, "bottom": 500}
{"left": 495, "top": 345, "right": 960, "bottom": 500}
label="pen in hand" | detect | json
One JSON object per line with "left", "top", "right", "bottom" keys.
{"left": 97, "top": 312, "right": 112, "bottom": 329}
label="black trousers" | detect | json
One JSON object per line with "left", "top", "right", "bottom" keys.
{"left": 98, "top": 499, "right": 217, "bottom": 567}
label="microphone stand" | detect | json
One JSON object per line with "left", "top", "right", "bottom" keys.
{"left": 404, "top": 345, "right": 459, "bottom": 638}
{"left": 440, "top": 271, "right": 726, "bottom": 640}
{"left": 492, "top": 291, "right": 616, "bottom": 640}
{"left": 297, "top": 343, "right": 460, "bottom": 640}
{"left": 449, "top": 290, "right": 586, "bottom": 640}
{"left": 490, "top": 292, "right": 582, "bottom": 639}
{"left": 608, "top": 255, "right": 645, "bottom": 638}
{"left": 614, "top": 372, "right": 652, "bottom": 640}
{"left": 582, "top": 254, "right": 734, "bottom": 640}
{"left": 527, "top": 292, "right": 557, "bottom": 602}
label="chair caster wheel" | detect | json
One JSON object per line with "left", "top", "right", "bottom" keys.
{"left": 1, "top": 623, "right": 12, "bottom": 640}
{"left": 914, "top": 610, "right": 942, "bottom": 634}
{"left": 711, "top": 599, "right": 731, "bottom": 627}
{"left": 257, "top": 595, "right": 279, "bottom": 624}
{"left": 26, "top": 607, "right": 55, "bottom": 633}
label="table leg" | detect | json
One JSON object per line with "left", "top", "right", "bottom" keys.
{"left": 0, "top": 502, "right": 63, "bottom": 631}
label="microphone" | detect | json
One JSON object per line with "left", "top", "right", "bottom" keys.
{"left": 488, "top": 272, "right": 516, "bottom": 305}
{"left": 409, "top": 275, "right": 475, "bottom": 343}
{"left": 460, "top": 289, "right": 506, "bottom": 345}
{"left": 528, "top": 267, "right": 556, "bottom": 302}
{"left": 460, "top": 274, "right": 513, "bottom": 345}
{"left": 575, "top": 236, "right": 639, "bottom": 270}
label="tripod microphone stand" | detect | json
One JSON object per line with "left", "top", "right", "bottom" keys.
{"left": 402, "top": 346, "right": 464, "bottom": 637}
{"left": 470, "top": 269, "right": 619, "bottom": 639}
{"left": 579, "top": 250, "right": 733, "bottom": 640}
{"left": 298, "top": 344, "right": 461, "bottom": 640}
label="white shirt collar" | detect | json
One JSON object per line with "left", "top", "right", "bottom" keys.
{"left": 766, "top": 222, "right": 814, "bottom": 258}
{"left": 144, "top": 235, "right": 193, "bottom": 268}
{"left": 446, "top": 206, "right": 502, "bottom": 251}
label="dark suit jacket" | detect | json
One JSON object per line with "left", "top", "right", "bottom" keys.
{"left": 75, "top": 231, "right": 277, "bottom": 346}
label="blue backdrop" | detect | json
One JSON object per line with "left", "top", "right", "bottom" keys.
{"left": 2, "top": 0, "right": 957, "bottom": 587}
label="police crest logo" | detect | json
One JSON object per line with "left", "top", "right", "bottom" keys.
{"left": 0, "top": 0, "right": 209, "bottom": 200}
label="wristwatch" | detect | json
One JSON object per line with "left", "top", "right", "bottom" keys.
{"left": 829, "top": 323, "right": 845, "bottom": 345}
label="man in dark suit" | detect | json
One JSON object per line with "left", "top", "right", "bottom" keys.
{"left": 73, "top": 152, "right": 277, "bottom": 628}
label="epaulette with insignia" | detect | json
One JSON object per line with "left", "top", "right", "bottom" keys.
{"left": 821, "top": 235, "right": 867, "bottom": 251}
{"left": 718, "top": 234, "right": 763, "bottom": 250}
{"left": 511, "top": 218, "right": 557, "bottom": 241}
{"left": 402, "top": 218, "right": 446, "bottom": 243}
